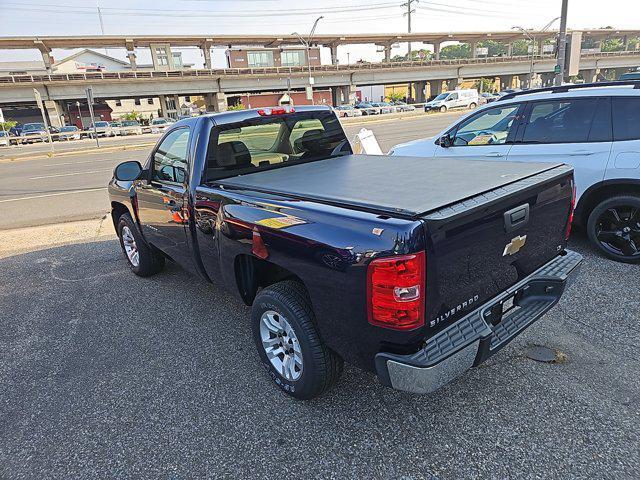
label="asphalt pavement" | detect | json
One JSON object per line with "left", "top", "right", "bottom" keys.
{"left": 0, "top": 111, "right": 465, "bottom": 229}
{"left": 0, "top": 232, "right": 638, "bottom": 479}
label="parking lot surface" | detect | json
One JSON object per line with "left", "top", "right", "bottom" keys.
{"left": 1, "top": 231, "right": 638, "bottom": 479}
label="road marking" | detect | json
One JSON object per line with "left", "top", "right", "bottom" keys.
{"left": 0, "top": 188, "right": 107, "bottom": 203}
{"left": 42, "top": 157, "right": 118, "bottom": 167}
{"left": 28, "top": 169, "right": 113, "bottom": 180}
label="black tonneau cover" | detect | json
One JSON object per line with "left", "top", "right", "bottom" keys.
{"left": 217, "top": 154, "right": 562, "bottom": 217}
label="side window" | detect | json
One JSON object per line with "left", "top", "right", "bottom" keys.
{"left": 612, "top": 97, "right": 640, "bottom": 141}
{"left": 452, "top": 104, "right": 520, "bottom": 146}
{"left": 153, "top": 128, "right": 190, "bottom": 184}
{"left": 588, "top": 98, "right": 612, "bottom": 142}
{"left": 449, "top": 93, "right": 458, "bottom": 101}
{"left": 522, "top": 99, "right": 598, "bottom": 144}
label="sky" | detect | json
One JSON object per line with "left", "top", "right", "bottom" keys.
{"left": 0, "top": 0, "right": 638, "bottom": 67}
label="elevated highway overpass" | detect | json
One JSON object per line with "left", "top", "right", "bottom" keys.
{"left": 1, "top": 51, "right": 639, "bottom": 107}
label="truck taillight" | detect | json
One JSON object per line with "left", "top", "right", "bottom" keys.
{"left": 366, "top": 252, "right": 425, "bottom": 331}
{"left": 565, "top": 182, "right": 576, "bottom": 240}
{"left": 257, "top": 106, "right": 295, "bottom": 116}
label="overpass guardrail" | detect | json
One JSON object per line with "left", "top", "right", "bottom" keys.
{"left": 1, "top": 51, "right": 638, "bottom": 86}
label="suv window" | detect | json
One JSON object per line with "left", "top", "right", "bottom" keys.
{"left": 612, "top": 97, "right": 640, "bottom": 141}
{"left": 522, "top": 99, "right": 598, "bottom": 144}
{"left": 452, "top": 104, "right": 520, "bottom": 146}
{"left": 153, "top": 128, "right": 190, "bottom": 184}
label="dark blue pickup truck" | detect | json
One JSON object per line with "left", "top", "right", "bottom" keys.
{"left": 109, "top": 105, "right": 582, "bottom": 399}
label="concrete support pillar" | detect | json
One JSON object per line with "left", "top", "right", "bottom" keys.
{"left": 35, "top": 41, "right": 53, "bottom": 73}
{"left": 470, "top": 42, "right": 477, "bottom": 58}
{"left": 429, "top": 80, "right": 443, "bottom": 98}
{"left": 125, "top": 40, "right": 137, "bottom": 70}
{"left": 205, "top": 92, "right": 228, "bottom": 112}
{"left": 518, "top": 75, "right": 530, "bottom": 89}
{"left": 538, "top": 40, "right": 545, "bottom": 56}
{"left": 433, "top": 42, "right": 441, "bottom": 61}
{"left": 500, "top": 75, "right": 514, "bottom": 90}
{"left": 377, "top": 43, "right": 392, "bottom": 62}
{"left": 173, "top": 95, "right": 181, "bottom": 117}
{"left": 414, "top": 81, "right": 427, "bottom": 103}
{"left": 581, "top": 69, "right": 600, "bottom": 83}
{"left": 331, "top": 86, "right": 340, "bottom": 106}
{"left": 44, "top": 100, "right": 63, "bottom": 128}
{"left": 159, "top": 95, "right": 169, "bottom": 118}
{"left": 342, "top": 84, "right": 357, "bottom": 104}
{"left": 329, "top": 44, "right": 339, "bottom": 65}
{"left": 507, "top": 42, "right": 513, "bottom": 57}
{"left": 623, "top": 35, "right": 629, "bottom": 51}
{"left": 446, "top": 78, "right": 457, "bottom": 91}
{"left": 201, "top": 40, "right": 213, "bottom": 69}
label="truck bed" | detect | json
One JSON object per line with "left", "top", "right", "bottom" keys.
{"left": 216, "top": 154, "right": 562, "bottom": 217}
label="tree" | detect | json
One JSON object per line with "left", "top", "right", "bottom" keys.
{"left": 440, "top": 44, "right": 470, "bottom": 59}
{"left": 120, "top": 111, "right": 142, "bottom": 121}
{"left": 386, "top": 91, "right": 406, "bottom": 102}
{"left": 390, "top": 49, "right": 431, "bottom": 62}
{"left": 0, "top": 120, "right": 17, "bottom": 131}
{"left": 476, "top": 40, "right": 507, "bottom": 57}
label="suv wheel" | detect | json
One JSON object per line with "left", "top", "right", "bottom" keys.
{"left": 252, "top": 280, "right": 343, "bottom": 400}
{"left": 587, "top": 195, "right": 640, "bottom": 263}
{"left": 116, "top": 213, "right": 165, "bottom": 276}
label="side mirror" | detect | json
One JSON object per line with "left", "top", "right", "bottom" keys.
{"left": 114, "top": 161, "right": 143, "bottom": 181}
{"left": 438, "top": 134, "right": 453, "bottom": 148}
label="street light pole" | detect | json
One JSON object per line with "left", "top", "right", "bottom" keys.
{"left": 512, "top": 26, "right": 535, "bottom": 88}
{"left": 293, "top": 15, "right": 323, "bottom": 106}
{"left": 555, "top": 0, "right": 569, "bottom": 85}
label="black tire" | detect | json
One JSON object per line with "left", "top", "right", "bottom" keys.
{"left": 439, "top": 105, "right": 447, "bottom": 113}
{"left": 469, "top": 102, "right": 477, "bottom": 109}
{"left": 116, "top": 213, "right": 165, "bottom": 276}
{"left": 252, "top": 280, "right": 343, "bottom": 400}
{"left": 586, "top": 194, "right": 640, "bottom": 264}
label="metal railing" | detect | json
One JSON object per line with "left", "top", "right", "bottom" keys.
{"left": 0, "top": 50, "right": 638, "bottom": 86}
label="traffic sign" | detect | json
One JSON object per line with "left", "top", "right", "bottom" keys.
{"left": 554, "top": 65, "right": 561, "bottom": 74}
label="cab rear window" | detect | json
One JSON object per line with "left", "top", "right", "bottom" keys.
{"left": 203, "top": 111, "right": 350, "bottom": 182}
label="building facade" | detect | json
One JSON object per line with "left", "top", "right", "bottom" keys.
{"left": 226, "top": 47, "right": 321, "bottom": 68}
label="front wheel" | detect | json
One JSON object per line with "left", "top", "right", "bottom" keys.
{"left": 439, "top": 105, "right": 447, "bottom": 113}
{"left": 252, "top": 280, "right": 343, "bottom": 400}
{"left": 587, "top": 195, "right": 640, "bottom": 263}
{"left": 116, "top": 213, "right": 165, "bottom": 276}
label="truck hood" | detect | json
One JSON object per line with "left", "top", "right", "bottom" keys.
{"left": 216, "top": 154, "right": 563, "bottom": 218}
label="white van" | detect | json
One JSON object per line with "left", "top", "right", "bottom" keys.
{"left": 424, "top": 89, "right": 479, "bottom": 113}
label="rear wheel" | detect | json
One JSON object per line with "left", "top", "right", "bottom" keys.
{"left": 252, "top": 280, "right": 343, "bottom": 400}
{"left": 469, "top": 102, "right": 477, "bottom": 109}
{"left": 587, "top": 195, "right": 640, "bottom": 263}
{"left": 439, "top": 105, "right": 447, "bottom": 113}
{"left": 116, "top": 213, "right": 165, "bottom": 276}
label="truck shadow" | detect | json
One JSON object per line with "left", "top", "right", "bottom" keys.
{"left": 0, "top": 235, "right": 637, "bottom": 477}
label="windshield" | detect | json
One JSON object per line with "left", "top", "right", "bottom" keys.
{"left": 433, "top": 93, "right": 449, "bottom": 101}
{"left": 203, "top": 110, "right": 350, "bottom": 182}
{"left": 23, "top": 123, "right": 45, "bottom": 131}
{"left": 60, "top": 126, "right": 78, "bottom": 132}
{"left": 95, "top": 122, "right": 109, "bottom": 127}
{"left": 152, "top": 119, "right": 166, "bottom": 125}
{"left": 122, "top": 121, "right": 139, "bottom": 126}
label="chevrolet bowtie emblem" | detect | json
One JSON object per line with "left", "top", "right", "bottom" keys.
{"left": 503, "top": 235, "right": 527, "bottom": 256}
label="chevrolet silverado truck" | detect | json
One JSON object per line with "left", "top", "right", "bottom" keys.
{"left": 108, "top": 105, "right": 582, "bottom": 400}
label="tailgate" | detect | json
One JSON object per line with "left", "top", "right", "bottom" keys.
{"left": 422, "top": 164, "right": 574, "bottom": 331}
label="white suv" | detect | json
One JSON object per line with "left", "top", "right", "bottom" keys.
{"left": 391, "top": 82, "right": 640, "bottom": 263}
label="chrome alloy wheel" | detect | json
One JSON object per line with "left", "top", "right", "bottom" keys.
{"left": 259, "top": 310, "right": 303, "bottom": 381}
{"left": 121, "top": 225, "right": 140, "bottom": 267}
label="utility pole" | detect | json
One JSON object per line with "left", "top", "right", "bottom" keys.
{"left": 292, "top": 16, "right": 323, "bottom": 106}
{"left": 402, "top": 0, "right": 418, "bottom": 58}
{"left": 555, "top": 0, "right": 569, "bottom": 85}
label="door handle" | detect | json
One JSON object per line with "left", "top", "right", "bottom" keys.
{"left": 485, "top": 152, "right": 504, "bottom": 158}
{"left": 569, "top": 150, "right": 595, "bottom": 156}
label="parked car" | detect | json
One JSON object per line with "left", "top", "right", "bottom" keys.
{"left": 391, "top": 100, "right": 416, "bottom": 112}
{"left": 481, "top": 92, "right": 500, "bottom": 103}
{"left": 58, "top": 125, "right": 81, "bottom": 141}
{"left": 20, "top": 123, "right": 49, "bottom": 144}
{"left": 150, "top": 117, "right": 176, "bottom": 133}
{"left": 0, "top": 130, "right": 14, "bottom": 147}
{"left": 391, "top": 81, "right": 640, "bottom": 263}
{"left": 9, "top": 124, "right": 22, "bottom": 137}
{"left": 88, "top": 121, "right": 114, "bottom": 138}
{"left": 371, "top": 102, "right": 393, "bottom": 114}
{"left": 108, "top": 105, "right": 581, "bottom": 400}
{"left": 119, "top": 120, "right": 143, "bottom": 136}
{"left": 333, "top": 105, "right": 362, "bottom": 117}
{"left": 618, "top": 71, "right": 640, "bottom": 81}
{"left": 354, "top": 102, "right": 380, "bottom": 115}
{"left": 424, "top": 89, "right": 479, "bottom": 113}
